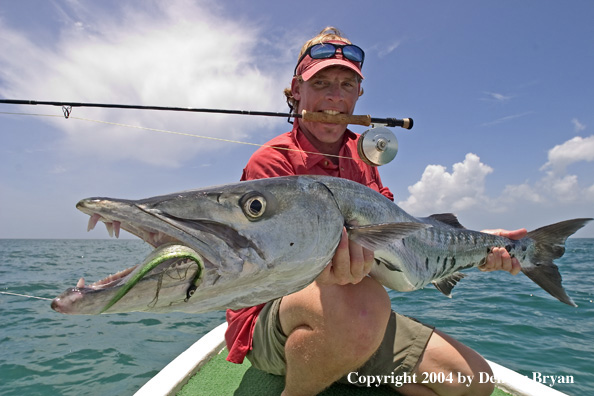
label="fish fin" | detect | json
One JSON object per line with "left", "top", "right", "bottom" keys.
{"left": 426, "top": 213, "right": 466, "bottom": 229}
{"left": 376, "top": 257, "right": 402, "bottom": 272}
{"left": 522, "top": 218, "right": 592, "bottom": 307}
{"left": 347, "top": 223, "right": 429, "bottom": 251}
{"left": 432, "top": 272, "right": 466, "bottom": 298}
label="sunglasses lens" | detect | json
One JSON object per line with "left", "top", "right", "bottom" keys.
{"left": 309, "top": 44, "right": 364, "bottom": 63}
{"left": 310, "top": 44, "right": 338, "bottom": 59}
{"left": 295, "top": 43, "right": 365, "bottom": 76}
{"left": 342, "top": 45, "right": 364, "bottom": 63}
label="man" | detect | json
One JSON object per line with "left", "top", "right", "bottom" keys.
{"left": 225, "top": 27, "right": 526, "bottom": 396}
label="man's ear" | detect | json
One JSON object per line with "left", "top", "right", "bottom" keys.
{"left": 291, "top": 77, "right": 301, "bottom": 101}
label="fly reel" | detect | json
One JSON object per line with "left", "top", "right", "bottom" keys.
{"left": 357, "top": 126, "right": 399, "bottom": 166}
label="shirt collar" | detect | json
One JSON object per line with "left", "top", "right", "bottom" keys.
{"left": 292, "top": 119, "right": 358, "bottom": 170}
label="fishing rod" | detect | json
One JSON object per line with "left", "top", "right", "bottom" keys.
{"left": 1, "top": 98, "right": 413, "bottom": 166}
{"left": 0, "top": 99, "right": 413, "bottom": 129}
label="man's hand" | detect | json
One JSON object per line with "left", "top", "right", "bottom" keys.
{"left": 479, "top": 228, "right": 527, "bottom": 275}
{"left": 317, "top": 228, "right": 374, "bottom": 285}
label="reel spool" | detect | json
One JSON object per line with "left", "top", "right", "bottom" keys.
{"left": 357, "top": 127, "right": 399, "bottom": 166}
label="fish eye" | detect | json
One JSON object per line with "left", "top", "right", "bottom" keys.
{"left": 242, "top": 194, "right": 266, "bottom": 220}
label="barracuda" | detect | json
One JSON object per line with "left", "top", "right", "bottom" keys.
{"left": 51, "top": 176, "right": 591, "bottom": 315}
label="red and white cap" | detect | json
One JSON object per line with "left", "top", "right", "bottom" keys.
{"left": 295, "top": 40, "right": 364, "bottom": 81}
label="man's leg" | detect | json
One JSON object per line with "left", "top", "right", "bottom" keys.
{"left": 279, "top": 276, "right": 391, "bottom": 396}
{"left": 248, "top": 279, "right": 494, "bottom": 396}
{"left": 397, "top": 330, "right": 494, "bottom": 396}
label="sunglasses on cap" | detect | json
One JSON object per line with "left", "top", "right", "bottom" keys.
{"left": 294, "top": 42, "right": 365, "bottom": 76}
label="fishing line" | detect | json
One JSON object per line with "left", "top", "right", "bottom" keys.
{"left": 0, "top": 110, "right": 362, "bottom": 162}
{"left": 0, "top": 291, "right": 52, "bottom": 301}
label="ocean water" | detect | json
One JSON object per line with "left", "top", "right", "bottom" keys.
{"left": 0, "top": 238, "right": 592, "bottom": 396}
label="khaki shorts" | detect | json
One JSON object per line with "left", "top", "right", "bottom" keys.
{"left": 246, "top": 297, "right": 434, "bottom": 382}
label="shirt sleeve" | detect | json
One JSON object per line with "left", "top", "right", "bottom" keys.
{"left": 371, "top": 166, "right": 394, "bottom": 201}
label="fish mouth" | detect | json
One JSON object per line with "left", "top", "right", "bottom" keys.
{"left": 85, "top": 211, "right": 180, "bottom": 246}
{"left": 73, "top": 201, "right": 196, "bottom": 289}
{"left": 53, "top": 189, "right": 265, "bottom": 314}
{"left": 52, "top": 243, "right": 204, "bottom": 314}
{"left": 51, "top": 265, "right": 137, "bottom": 313}
{"left": 49, "top": 198, "right": 223, "bottom": 314}
{"left": 76, "top": 265, "right": 137, "bottom": 290}
{"left": 76, "top": 197, "right": 259, "bottom": 271}
{"left": 76, "top": 197, "right": 218, "bottom": 256}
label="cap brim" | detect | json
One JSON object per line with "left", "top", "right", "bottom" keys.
{"left": 300, "top": 58, "right": 364, "bottom": 81}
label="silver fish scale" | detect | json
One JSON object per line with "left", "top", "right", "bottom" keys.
{"left": 371, "top": 227, "right": 501, "bottom": 291}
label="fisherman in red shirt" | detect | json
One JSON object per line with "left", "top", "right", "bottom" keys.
{"left": 226, "top": 27, "right": 525, "bottom": 396}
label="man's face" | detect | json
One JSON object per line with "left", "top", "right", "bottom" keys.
{"left": 292, "top": 66, "right": 361, "bottom": 147}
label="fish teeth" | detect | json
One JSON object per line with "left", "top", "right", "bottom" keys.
{"left": 87, "top": 214, "right": 120, "bottom": 238}
{"left": 89, "top": 266, "right": 137, "bottom": 288}
{"left": 87, "top": 214, "right": 101, "bottom": 231}
{"left": 149, "top": 232, "right": 161, "bottom": 245}
{"left": 143, "top": 231, "right": 157, "bottom": 246}
{"left": 77, "top": 277, "right": 85, "bottom": 288}
{"left": 114, "top": 221, "right": 121, "bottom": 238}
{"left": 105, "top": 222, "right": 114, "bottom": 237}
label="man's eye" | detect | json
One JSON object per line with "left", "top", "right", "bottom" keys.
{"left": 343, "top": 82, "right": 357, "bottom": 91}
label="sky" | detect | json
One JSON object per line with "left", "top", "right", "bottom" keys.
{"left": 1, "top": 0, "right": 593, "bottom": 239}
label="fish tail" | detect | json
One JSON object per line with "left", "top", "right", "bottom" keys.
{"left": 522, "top": 218, "right": 592, "bottom": 307}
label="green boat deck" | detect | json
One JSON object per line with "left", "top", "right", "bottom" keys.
{"left": 177, "top": 347, "right": 512, "bottom": 396}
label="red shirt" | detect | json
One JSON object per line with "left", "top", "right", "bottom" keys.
{"left": 225, "top": 120, "right": 393, "bottom": 363}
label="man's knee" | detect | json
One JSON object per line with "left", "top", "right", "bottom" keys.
{"left": 463, "top": 359, "right": 495, "bottom": 396}
{"left": 413, "top": 330, "right": 496, "bottom": 396}
{"left": 323, "top": 277, "right": 391, "bottom": 359}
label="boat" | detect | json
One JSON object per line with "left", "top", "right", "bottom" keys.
{"left": 134, "top": 322, "right": 570, "bottom": 396}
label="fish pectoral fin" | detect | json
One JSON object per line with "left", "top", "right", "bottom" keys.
{"left": 376, "top": 257, "right": 402, "bottom": 272}
{"left": 347, "top": 222, "right": 429, "bottom": 251}
{"left": 431, "top": 272, "right": 466, "bottom": 298}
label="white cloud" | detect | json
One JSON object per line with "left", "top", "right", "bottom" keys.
{"left": 501, "top": 170, "right": 594, "bottom": 212}
{"left": 49, "top": 165, "right": 68, "bottom": 174}
{"left": 0, "top": 1, "right": 286, "bottom": 167}
{"left": 500, "top": 183, "right": 543, "bottom": 204}
{"left": 482, "top": 91, "right": 513, "bottom": 102}
{"left": 541, "top": 135, "right": 594, "bottom": 175}
{"left": 398, "top": 153, "right": 493, "bottom": 214}
{"left": 377, "top": 40, "right": 402, "bottom": 58}
{"left": 541, "top": 173, "right": 581, "bottom": 202}
{"left": 399, "top": 135, "right": 594, "bottom": 228}
{"left": 587, "top": 184, "right": 594, "bottom": 200}
{"left": 572, "top": 118, "right": 586, "bottom": 132}
{"left": 480, "top": 111, "right": 533, "bottom": 127}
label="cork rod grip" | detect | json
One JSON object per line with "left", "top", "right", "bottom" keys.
{"left": 301, "top": 110, "right": 372, "bottom": 126}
